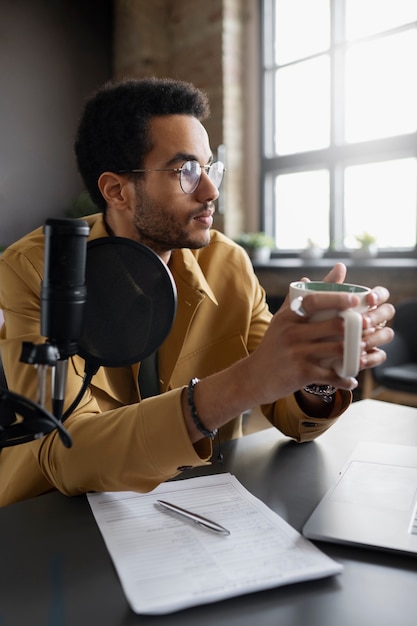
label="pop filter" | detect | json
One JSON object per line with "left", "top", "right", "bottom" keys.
{"left": 77, "top": 237, "right": 177, "bottom": 368}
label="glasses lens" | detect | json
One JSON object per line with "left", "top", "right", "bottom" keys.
{"left": 208, "top": 161, "right": 224, "bottom": 189}
{"left": 179, "top": 161, "right": 201, "bottom": 194}
{"left": 179, "top": 160, "right": 225, "bottom": 193}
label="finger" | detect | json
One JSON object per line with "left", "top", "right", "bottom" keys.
{"left": 303, "top": 363, "right": 359, "bottom": 390}
{"left": 366, "top": 286, "right": 391, "bottom": 308}
{"left": 363, "top": 325, "right": 395, "bottom": 350}
{"left": 363, "top": 302, "right": 396, "bottom": 330}
{"left": 321, "top": 262, "right": 347, "bottom": 284}
{"left": 360, "top": 347, "right": 388, "bottom": 370}
{"left": 290, "top": 322, "right": 352, "bottom": 361}
{"left": 299, "top": 292, "right": 359, "bottom": 317}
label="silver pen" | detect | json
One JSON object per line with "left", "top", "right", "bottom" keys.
{"left": 155, "top": 499, "right": 231, "bottom": 535}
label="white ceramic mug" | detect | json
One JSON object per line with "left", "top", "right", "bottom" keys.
{"left": 289, "top": 281, "right": 371, "bottom": 378}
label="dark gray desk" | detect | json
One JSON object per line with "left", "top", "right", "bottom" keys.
{"left": 1, "top": 399, "right": 416, "bottom": 626}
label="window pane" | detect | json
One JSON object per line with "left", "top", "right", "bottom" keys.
{"left": 275, "top": 56, "right": 330, "bottom": 155}
{"left": 345, "top": 29, "right": 417, "bottom": 143}
{"left": 275, "top": 0, "right": 330, "bottom": 64}
{"left": 346, "top": 0, "right": 417, "bottom": 40}
{"left": 275, "top": 170, "right": 330, "bottom": 249}
{"left": 344, "top": 159, "right": 417, "bottom": 249}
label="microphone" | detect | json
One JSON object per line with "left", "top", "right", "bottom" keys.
{"left": 40, "top": 218, "right": 89, "bottom": 418}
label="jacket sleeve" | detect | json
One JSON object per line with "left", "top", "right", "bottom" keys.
{"left": 263, "top": 390, "right": 352, "bottom": 443}
{"left": 0, "top": 246, "right": 211, "bottom": 505}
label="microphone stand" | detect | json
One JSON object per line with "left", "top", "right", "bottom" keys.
{"left": 0, "top": 217, "right": 89, "bottom": 449}
{"left": 20, "top": 341, "right": 60, "bottom": 408}
{"left": 22, "top": 339, "right": 79, "bottom": 420}
{"left": 0, "top": 334, "right": 73, "bottom": 449}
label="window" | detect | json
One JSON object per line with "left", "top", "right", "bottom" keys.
{"left": 261, "top": 0, "right": 417, "bottom": 253}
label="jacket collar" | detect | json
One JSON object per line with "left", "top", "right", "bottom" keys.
{"left": 85, "top": 213, "right": 110, "bottom": 241}
{"left": 168, "top": 248, "right": 218, "bottom": 306}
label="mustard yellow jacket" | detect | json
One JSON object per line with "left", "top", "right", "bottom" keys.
{"left": 0, "top": 214, "right": 350, "bottom": 506}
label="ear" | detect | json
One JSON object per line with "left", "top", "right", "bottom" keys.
{"left": 98, "top": 172, "right": 132, "bottom": 209}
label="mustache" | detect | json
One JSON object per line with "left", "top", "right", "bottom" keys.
{"left": 192, "top": 202, "right": 215, "bottom": 217}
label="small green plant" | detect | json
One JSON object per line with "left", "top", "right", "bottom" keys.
{"left": 355, "top": 232, "right": 376, "bottom": 247}
{"left": 234, "top": 232, "right": 275, "bottom": 249}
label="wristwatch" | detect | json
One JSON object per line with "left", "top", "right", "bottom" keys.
{"left": 303, "top": 384, "right": 337, "bottom": 403}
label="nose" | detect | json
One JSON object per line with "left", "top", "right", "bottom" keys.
{"left": 195, "top": 170, "right": 220, "bottom": 203}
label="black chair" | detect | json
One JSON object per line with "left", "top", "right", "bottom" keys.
{"left": 0, "top": 310, "right": 5, "bottom": 390}
{"left": 0, "top": 350, "right": 19, "bottom": 436}
{"left": 370, "top": 299, "right": 417, "bottom": 399}
{"left": 0, "top": 352, "right": 8, "bottom": 391}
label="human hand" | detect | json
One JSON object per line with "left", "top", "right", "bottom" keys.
{"left": 292, "top": 262, "right": 395, "bottom": 372}
{"left": 249, "top": 264, "right": 395, "bottom": 404}
{"left": 359, "top": 286, "right": 395, "bottom": 371}
{"left": 321, "top": 264, "right": 396, "bottom": 370}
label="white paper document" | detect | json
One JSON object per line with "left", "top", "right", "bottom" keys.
{"left": 87, "top": 473, "right": 342, "bottom": 615}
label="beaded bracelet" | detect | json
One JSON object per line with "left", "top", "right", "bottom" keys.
{"left": 187, "top": 378, "right": 218, "bottom": 440}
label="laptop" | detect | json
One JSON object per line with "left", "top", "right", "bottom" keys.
{"left": 303, "top": 441, "right": 417, "bottom": 555}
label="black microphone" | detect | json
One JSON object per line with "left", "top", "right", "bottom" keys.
{"left": 41, "top": 218, "right": 89, "bottom": 418}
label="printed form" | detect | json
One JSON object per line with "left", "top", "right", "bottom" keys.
{"left": 87, "top": 473, "right": 342, "bottom": 615}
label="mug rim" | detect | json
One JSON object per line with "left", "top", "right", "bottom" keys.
{"left": 290, "top": 281, "right": 370, "bottom": 294}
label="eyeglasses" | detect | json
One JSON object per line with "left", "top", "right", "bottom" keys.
{"left": 117, "top": 160, "right": 226, "bottom": 194}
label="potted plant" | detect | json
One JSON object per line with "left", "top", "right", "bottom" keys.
{"left": 352, "top": 232, "right": 378, "bottom": 259}
{"left": 234, "top": 232, "right": 275, "bottom": 262}
{"left": 300, "top": 238, "right": 324, "bottom": 260}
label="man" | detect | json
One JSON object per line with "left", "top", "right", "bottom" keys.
{"left": 0, "top": 77, "right": 394, "bottom": 506}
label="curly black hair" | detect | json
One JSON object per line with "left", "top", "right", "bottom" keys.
{"left": 74, "top": 77, "right": 210, "bottom": 211}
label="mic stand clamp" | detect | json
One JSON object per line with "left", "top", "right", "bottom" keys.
{"left": 20, "top": 341, "right": 60, "bottom": 410}
{"left": 0, "top": 342, "right": 72, "bottom": 449}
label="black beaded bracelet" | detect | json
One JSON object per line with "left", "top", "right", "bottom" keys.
{"left": 187, "top": 378, "right": 218, "bottom": 440}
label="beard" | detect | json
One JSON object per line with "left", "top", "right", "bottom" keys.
{"left": 132, "top": 186, "right": 212, "bottom": 256}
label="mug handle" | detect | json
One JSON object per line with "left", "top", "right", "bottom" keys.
{"left": 334, "top": 309, "right": 363, "bottom": 378}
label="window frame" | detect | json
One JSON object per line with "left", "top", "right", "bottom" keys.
{"left": 260, "top": 0, "right": 417, "bottom": 256}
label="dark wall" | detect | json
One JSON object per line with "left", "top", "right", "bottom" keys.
{"left": 0, "top": 0, "right": 113, "bottom": 246}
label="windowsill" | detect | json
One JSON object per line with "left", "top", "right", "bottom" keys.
{"left": 252, "top": 255, "right": 417, "bottom": 308}
{"left": 252, "top": 256, "right": 417, "bottom": 270}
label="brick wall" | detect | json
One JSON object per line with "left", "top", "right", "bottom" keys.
{"left": 113, "top": 0, "right": 258, "bottom": 237}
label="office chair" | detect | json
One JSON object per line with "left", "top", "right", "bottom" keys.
{"left": 369, "top": 299, "right": 417, "bottom": 403}
{"left": 0, "top": 354, "right": 7, "bottom": 390}
{"left": 0, "top": 350, "right": 17, "bottom": 427}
